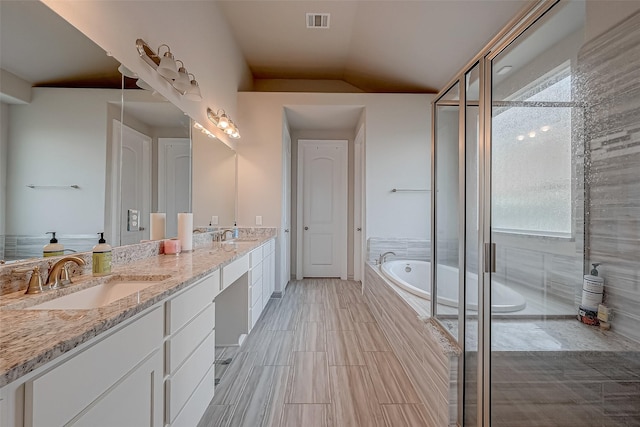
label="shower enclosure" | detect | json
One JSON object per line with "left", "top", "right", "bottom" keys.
{"left": 432, "top": 0, "right": 640, "bottom": 425}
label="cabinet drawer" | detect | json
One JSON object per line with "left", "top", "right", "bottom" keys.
{"left": 249, "top": 246, "right": 263, "bottom": 267}
{"left": 25, "top": 307, "right": 163, "bottom": 427}
{"left": 250, "top": 303, "right": 261, "bottom": 329}
{"left": 250, "top": 277, "right": 263, "bottom": 307}
{"left": 169, "top": 364, "right": 214, "bottom": 427}
{"left": 222, "top": 255, "right": 248, "bottom": 289}
{"left": 166, "top": 303, "right": 215, "bottom": 374}
{"left": 166, "top": 272, "right": 218, "bottom": 335}
{"left": 251, "top": 260, "right": 263, "bottom": 284}
{"left": 267, "top": 239, "right": 275, "bottom": 254}
{"left": 165, "top": 331, "right": 215, "bottom": 423}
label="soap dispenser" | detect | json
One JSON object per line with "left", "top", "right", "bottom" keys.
{"left": 43, "top": 232, "right": 64, "bottom": 257}
{"left": 92, "top": 232, "right": 112, "bottom": 277}
{"left": 233, "top": 222, "right": 239, "bottom": 239}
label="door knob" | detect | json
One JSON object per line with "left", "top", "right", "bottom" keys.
{"left": 139, "top": 227, "right": 146, "bottom": 231}
{"left": 284, "top": 229, "right": 290, "bottom": 232}
{"left": 304, "top": 226, "right": 309, "bottom": 230}
{"left": 357, "top": 227, "right": 362, "bottom": 231}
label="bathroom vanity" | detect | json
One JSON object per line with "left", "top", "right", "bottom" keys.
{"left": 0, "top": 233, "right": 276, "bottom": 427}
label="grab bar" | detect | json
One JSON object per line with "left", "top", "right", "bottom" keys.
{"left": 391, "top": 188, "right": 430, "bottom": 193}
{"left": 27, "top": 184, "right": 80, "bottom": 189}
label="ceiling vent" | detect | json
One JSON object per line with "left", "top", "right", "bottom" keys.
{"left": 306, "top": 13, "right": 330, "bottom": 29}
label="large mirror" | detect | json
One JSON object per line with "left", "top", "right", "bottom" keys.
{"left": 0, "top": 1, "right": 236, "bottom": 263}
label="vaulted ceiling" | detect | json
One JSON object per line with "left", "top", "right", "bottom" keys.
{"left": 1, "top": 1, "right": 529, "bottom": 97}
{"left": 217, "top": 0, "right": 528, "bottom": 93}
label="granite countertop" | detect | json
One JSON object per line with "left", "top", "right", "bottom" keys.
{"left": 0, "top": 237, "right": 272, "bottom": 387}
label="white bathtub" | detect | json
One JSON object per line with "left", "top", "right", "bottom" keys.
{"left": 380, "top": 260, "right": 526, "bottom": 313}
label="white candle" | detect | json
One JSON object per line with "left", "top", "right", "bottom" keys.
{"left": 177, "top": 213, "right": 193, "bottom": 251}
{"left": 150, "top": 213, "right": 166, "bottom": 240}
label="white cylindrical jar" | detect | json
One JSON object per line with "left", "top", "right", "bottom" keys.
{"left": 581, "top": 263, "right": 604, "bottom": 311}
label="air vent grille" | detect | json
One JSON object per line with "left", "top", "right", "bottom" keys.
{"left": 306, "top": 13, "right": 330, "bottom": 29}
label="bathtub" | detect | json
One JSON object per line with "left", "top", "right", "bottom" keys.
{"left": 380, "top": 260, "right": 526, "bottom": 313}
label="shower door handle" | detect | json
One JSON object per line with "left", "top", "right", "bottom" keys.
{"left": 484, "top": 243, "right": 496, "bottom": 273}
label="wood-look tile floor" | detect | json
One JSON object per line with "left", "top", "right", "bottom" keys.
{"left": 198, "top": 279, "right": 434, "bottom": 427}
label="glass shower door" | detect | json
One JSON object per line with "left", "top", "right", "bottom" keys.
{"left": 488, "top": 1, "right": 587, "bottom": 425}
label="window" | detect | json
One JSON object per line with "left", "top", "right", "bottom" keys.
{"left": 491, "top": 68, "right": 573, "bottom": 235}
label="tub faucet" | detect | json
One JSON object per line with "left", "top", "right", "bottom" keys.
{"left": 378, "top": 251, "right": 396, "bottom": 265}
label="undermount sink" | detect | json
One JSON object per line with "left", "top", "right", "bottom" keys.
{"left": 27, "top": 276, "right": 169, "bottom": 310}
{"left": 225, "top": 238, "right": 259, "bottom": 242}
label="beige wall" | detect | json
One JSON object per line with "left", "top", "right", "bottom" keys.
{"left": 236, "top": 92, "right": 432, "bottom": 281}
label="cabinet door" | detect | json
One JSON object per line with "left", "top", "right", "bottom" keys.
{"left": 25, "top": 308, "right": 163, "bottom": 427}
{"left": 73, "top": 351, "right": 163, "bottom": 427}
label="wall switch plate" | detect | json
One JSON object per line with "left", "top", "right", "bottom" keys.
{"left": 256, "top": 215, "right": 263, "bottom": 226}
{"left": 211, "top": 215, "right": 219, "bottom": 225}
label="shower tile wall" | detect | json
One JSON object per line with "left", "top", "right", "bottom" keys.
{"left": 578, "top": 10, "right": 640, "bottom": 343}
{"left": 367, "top": 237, "right": 430, "bottom": 263}
{"left": 493, "top": 244, "right": 581, "bottom": 309}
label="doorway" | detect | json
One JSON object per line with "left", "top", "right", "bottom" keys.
{"left": 296, "top": 140, "right": 348, "bottom": 279}
{"left": 119, "top": 123, "right": 151, "bottom": 246}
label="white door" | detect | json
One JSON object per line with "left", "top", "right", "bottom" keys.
{"left": 158, "top": 138, "right": 191, "bottom": 238}
{"left": 281, "top": 124, "right": 292, "bottom": 290}
{"left": 120, "top": 124, "right": 151, "bottom": 246}
{"left": 298, "top": 140, "right": 347, "bottom": 279}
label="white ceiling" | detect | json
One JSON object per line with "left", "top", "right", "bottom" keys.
{"left": 217, "top": 0, "right": 529, "bottom": 93}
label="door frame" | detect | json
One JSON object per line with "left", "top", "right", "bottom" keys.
{"left": 296, "top": 139, "right": 348, "bottom": 280}
{"left": 353, "top": 125, "right": 365, "bottom": 282}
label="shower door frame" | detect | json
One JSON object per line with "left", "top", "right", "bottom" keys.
{"left": 430, "top": 0, "right": 563, "bottom": 425}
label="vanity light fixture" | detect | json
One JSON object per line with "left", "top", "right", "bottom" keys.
{"left": 173, "top": 61, "right": 192, "bottom": 92}
{"left": 156, "top": 44, "right": 179, "bottom": 80}
{"left": 136, "top": 38, "right": 202, "bottom": 101}
{"left": 184, "top": 74, "right": 202, "bottom": 101}
{"left": 207, "top": 108, "right": 241, "bottom": 139}
{"left": 540, "top": 125, "right": 551, "bottom": 132}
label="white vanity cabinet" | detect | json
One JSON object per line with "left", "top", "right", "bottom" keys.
{"left": 164, "top": 270, "right": 219, "bottom": 427}
{"left": 23, "top": 307, "right": 164, "bottom": 427}
{"left": 262, "top": 239, "right": 276, "bottom": 310}
{"left": 249, "top": 239, "right": 276, "bottom": 329}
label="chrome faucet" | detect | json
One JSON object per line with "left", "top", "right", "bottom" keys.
{"left": 46, "top": 256, "right": 86, "bottom": 289}
{"left": 219, "top": 229, "right": 234, "bottom": 241}
{"left": 378, "top": 251, "right": 396, "bottom": 265}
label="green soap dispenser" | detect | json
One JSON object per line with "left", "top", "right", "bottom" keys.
{"left": 92, "top": 232, "right": 112, "bottom": 277}
{"left": 43, "top": 232, "right": 64, "bottom": 257}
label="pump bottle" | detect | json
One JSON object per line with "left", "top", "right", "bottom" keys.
{"left": 92, "top": 232, "right": 112, "bottom": 276}
{"left": 43, "top": 232, "right": 64, "bottom": 257}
